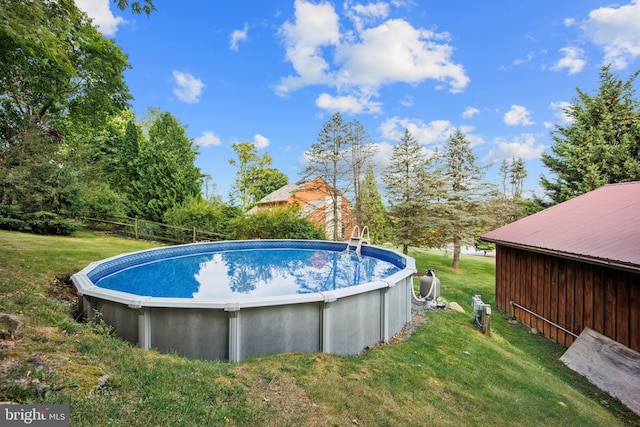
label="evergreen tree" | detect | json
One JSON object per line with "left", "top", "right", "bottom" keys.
{"left": 382, "top": 129, "right": 443, "bottom": 255}
{"left": 541, "top": 65, "right": 640, "bottom": 203}
{"left": 300, "top": 112, "right": 350, "bottom": 240}
{"left": 494, "top": 157, "right": 528, "bottom": 227}
{"left": 499, "top": 159, "right": 510, "bottom": 197}
{"left": 118, "top": 119, "right": 141, "bottom": 190}
{"left": 434, "top": 129, "right": 493, "bottom": 269}
{"left": 509, "top": 157, "right": 527, "bottom": 199}
{"left": 129, "top": 112, "right": 202, "bottom": 222}
{"left": 346, "top": 120, "right": 376, "bottom": 227}
{"left": 359, "top": 164, "right": 389, "bottom": 243}
{"left": 0, "top": 122, "right": 82, "bottom": 234}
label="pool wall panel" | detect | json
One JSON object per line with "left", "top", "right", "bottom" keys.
{"left": 386, "top": 277, "right": 412, "bottom": 337}
{"left": 326, "top": 290, "right": 382, "bottom": 355}
{"left": 92, "top": 298, "right": 139, "bottom": 344}
{"left": 149, "top": 308, "right": 229, "bottom": 360}
{"left": 238, "top": 303, "right": 321, "bottom": 360}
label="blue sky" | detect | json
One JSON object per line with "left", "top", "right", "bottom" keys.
{"left": 75, "top": 0, "right": 640, "bottom": 201}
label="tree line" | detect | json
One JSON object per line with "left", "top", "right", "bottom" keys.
{"left": 2, "top": 1, "right": 640, "bottom": 268}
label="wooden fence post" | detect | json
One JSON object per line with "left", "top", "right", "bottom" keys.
{"left": 193, "top": 227, "right": 196, "bottom": 243}
{"left": 135, "top": 216, "right": 139, "bottom": 240}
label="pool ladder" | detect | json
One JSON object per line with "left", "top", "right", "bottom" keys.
{"left": 346, "top": 225, "right": 370, "bottom": 256}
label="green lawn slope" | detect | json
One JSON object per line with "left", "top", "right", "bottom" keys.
{"left": 0, "top": 230, "right": 638, "bottom": 426}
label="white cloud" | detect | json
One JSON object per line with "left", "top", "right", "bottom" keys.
{"left": 276, "top": 0, "right": 469, "bottom": 109}
{"left": 315, "top": 93, "right": 382, "bottom": 113}
{"left": 277, "top": 0, "right": 341, "bottom": 94}
{"left": 230, "top": 23, "right": 249, "bottom": 51}
{"left": 253, "top": 134, "right": 270, "bottom": 149}
{"left": 172, "top": 71, "right": 205, "bottom": 103}
{"left": 380, "top": 116, "right": 455, "bottom": 146}
{"left": 336, "top": 19, "right": 469, "bottom": 92}
{"left": 549, "top": 101, "right": 573, "bottom": 125}
{"left": 75, "top": 0, "right": 125, "bottom": 36}
{"left": 400, "top": 95, "right": 414, "bottom": 107}
{"left": 463, "top": 129, "right": 485, "bottom": 148}
{"left": 504, "top": 105, "right": 534, "bottom": 126}
{"left": 462, "top": 107, "right": 480, "bottom": 119}
{"left": 194, "top": 131, "right": 221, "bottom": 147}
{"left": 581, "top": 0, "right": 640, "bottom": 69}
{"left": 512, "top": 52, "right": 535, "bottom": 66}
{"left": 482, "top": 134, "right": 545, "bottom": 164}
{"left": 345, "top": 0, "right": 390, "bottom": 32}
{"left": 370, "top": 141, "right": 395, "bottom": 170}
{"left": 551, "top": 46, "right": 586, "bottom": 75}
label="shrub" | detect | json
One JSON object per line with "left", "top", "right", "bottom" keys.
{"left": 163, "top": 197, "right": 240, "bottom": 236}
{"left": 81, "top": 183, "right": 128, "bottom": 217}
{"left": 230, "top": 206, "right": 325, "bottom": 240}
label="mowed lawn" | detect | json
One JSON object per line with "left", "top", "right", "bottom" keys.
{"left": 0, "top": 230, "right": 638, "bottom": 426}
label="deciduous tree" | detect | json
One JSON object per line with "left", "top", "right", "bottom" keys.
{"left": 0, "top": 0, "right": 131, "bottom": 232}
{"left": 228, "top": 142, "right": 288, "bottom": 213}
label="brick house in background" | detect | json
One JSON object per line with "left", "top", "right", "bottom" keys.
{"left": 249, "top": 177, "right": 356, "bottom": 241}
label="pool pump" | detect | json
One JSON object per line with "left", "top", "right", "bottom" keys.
{"left": 419, "top": 268, "right": 441, "bottom": 300}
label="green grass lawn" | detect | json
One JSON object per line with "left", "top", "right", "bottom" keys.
{"left": 0, "top": 230, "right": 638, "bottom": 426}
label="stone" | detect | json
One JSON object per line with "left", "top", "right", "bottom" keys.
{"left": 0, "top": 313, "right": 24, "bottom": 339}
{"left": 447, "top": 302, "right": 465, "bottom": 313}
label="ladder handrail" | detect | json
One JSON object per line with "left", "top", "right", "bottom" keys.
{"left": 346, "top": 225, "right": 370, "bottom": 255}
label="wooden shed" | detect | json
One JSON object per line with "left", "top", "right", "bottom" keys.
{"left": 482, "top": 182, "right": 640, "bottom": 352}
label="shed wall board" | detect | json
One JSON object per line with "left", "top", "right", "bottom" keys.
{"left": 495, "top": 245, "right": 640, "bottom": 352}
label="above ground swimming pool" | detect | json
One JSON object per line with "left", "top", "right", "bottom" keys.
{"left": 72, "top": 240, "right": 416, "bottom": 362}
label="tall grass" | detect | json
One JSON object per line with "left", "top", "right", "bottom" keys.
{"left": 0, "top": 230, "right": 638, "bottom": 426}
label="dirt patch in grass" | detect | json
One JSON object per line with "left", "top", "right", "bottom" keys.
{"left": 47, "top": 275, "right": 83, "bottom": 321}
{"left": 248, "top": 370, "right": 335, "bottom": 425}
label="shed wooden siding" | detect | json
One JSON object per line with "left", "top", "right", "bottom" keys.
{"left": 496, "top": 245, "right": 640, "bottom": 353}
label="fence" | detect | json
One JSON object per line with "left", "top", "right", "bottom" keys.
{"left": 79, "top": 213, "right": 228, "bottom": 245}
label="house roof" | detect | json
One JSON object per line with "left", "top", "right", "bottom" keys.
{"left": 482, "top": 182, "right": 640, "bottom": 270}
{"left": 256, "top": 182, "right": 305, "bottom": 204}
{"left": 249, "top": 179, "right": 329, "bottom": 215}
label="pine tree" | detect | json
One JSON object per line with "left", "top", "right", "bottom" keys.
{"left": 346, "top": 120, "right": 376, "bottom": 227}
{"left": 359, "top": 164, "right": 389, "bottom": 243}
{"left": 382, "top": 129, "right": 443, "bottom": 254}
{"left": 541, "top": 65, "right": 640, "bottom": 203}
{"left": 300, "top": 112, "right": 350, "bottom": 240}
{"left": 509, "top": 157, "right": 527, "bottom": 199}
{"left": 434, "top": 129, "right": 493, "bottom": 269}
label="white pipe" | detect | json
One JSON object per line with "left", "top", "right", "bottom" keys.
{"left": 412, "top": 275, "right": 436, "bottom": 304}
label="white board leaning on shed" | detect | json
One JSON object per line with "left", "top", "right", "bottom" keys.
{"left": 560, "top": 327, "right": 640, "bottom": 416}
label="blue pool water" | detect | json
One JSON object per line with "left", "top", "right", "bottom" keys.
{"left": 96, "top": 248, "right": 401, "bottom": 299}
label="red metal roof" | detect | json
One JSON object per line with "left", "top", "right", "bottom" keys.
{"left": 482, "top": 182, "right": 640, "bottom": 270}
